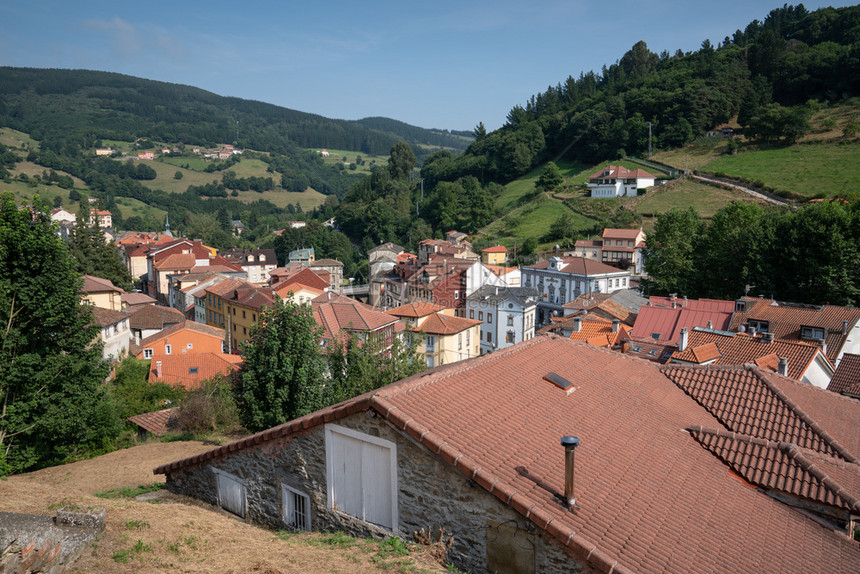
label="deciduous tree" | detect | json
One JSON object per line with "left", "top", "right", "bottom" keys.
{"left": 0, "top": 193, "right": 121, "bottom": 474}
{"left": 234, "top": 297, "right": 326, "bottom": 433}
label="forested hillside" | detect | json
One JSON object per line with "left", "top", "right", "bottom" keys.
{"left": 0, "top": 68, "right": 469, "bottom": 158}
{"left": 420, "top": 4, "right": 860, "bottom": 187}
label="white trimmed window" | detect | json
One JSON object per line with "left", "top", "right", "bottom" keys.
{"left": 282, "top": 484, "right": 311, "bottom": 530}
{"left": 325, "top": 424, "right": 397, "bottom": 531}
{"left": 215, "top": 470, "right": 246, "bottom": 518}
{"left": 165, "top": 344, "right": 172, "bottom": 355}
{"left": 143, "top": 348, "right": 154, "bottom": 359}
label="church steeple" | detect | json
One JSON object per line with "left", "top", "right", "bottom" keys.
{"left": 164, "top": 212, "right": 173, "bottom": 238}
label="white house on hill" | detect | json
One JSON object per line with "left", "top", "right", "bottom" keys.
{"left": 587, "top": 165, "right": 655, "bottom": 197}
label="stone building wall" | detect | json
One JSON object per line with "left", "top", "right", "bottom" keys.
{"left": 164, "top": 411, "right": 580, "bottom": 574}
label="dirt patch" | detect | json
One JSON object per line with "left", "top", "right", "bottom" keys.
{"left": 0, "top": 441, "right": 448, "bottom": 573}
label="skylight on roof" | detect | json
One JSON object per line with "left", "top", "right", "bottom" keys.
{"left": 544, "top": 372, "right": 576, "bottom": 394}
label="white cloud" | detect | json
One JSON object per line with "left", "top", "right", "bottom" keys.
{"left": 82, "top": 17, "right": 142, "bottom": 59}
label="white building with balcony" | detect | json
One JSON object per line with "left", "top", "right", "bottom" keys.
{"left": 522, "top": 257, "right": 631, "bottom": 327}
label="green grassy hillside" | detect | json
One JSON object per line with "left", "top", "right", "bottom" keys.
{"left": 652, "top": 104, "right": 860, "bottom": 200}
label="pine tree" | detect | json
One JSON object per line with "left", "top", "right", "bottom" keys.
{"left": 67, "top": 206, "right": 132, "bottom": 291}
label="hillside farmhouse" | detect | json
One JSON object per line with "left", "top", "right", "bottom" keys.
{"left": 587, "top": 165, "right": 655, "bottom": 197}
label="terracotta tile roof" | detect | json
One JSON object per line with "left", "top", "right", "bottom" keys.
{"left": 688, "top": 426, "right": 860, "bottom": 513}
{"left": 153, "top": 253, "right": 196, "bottom": 270}
{"left": 828, "top": 353, "right": 860, "bottom": 396}
{"left": 567, "top": 317, "right": 629, "bottom": 347}
{"left": 89, "top": 306, "right": 128, "bottom": 327}
{"left": 483, "top": 264, "right": 518, "bottom": 277}
{"left": 631, "top": 305, "right": 732, "bottom": 342}
{"left": 689, "top": 341, "right": 720, "bottom": 363}
{"left": 204, "top": 278, "right": 249, "bottom": 297}
{"left": 272, "top": 267, "right": 330, "bottom": 293}
{"left": 127, "top": 408, "right": 177, "bottom": 436}
{"left": 230, "top": 285, "right": 275, "bottom": 310}
{"left": 573, "top": 239, "right": 602, "bottom": 248}
{"left": 481, "top": 245, "right": 508, "bottom": 253}
{"left": 602, "top": 228, "right": 644, "bottom": 240}
{"left": 120, "top": 292, "right": 156, "bottom": 306}
{"left": 310, "top": 258, "right": 344, "bottom": 267}
{"left": 138, "top": 320, "right": 226, "bottom": 347}
{"left": 155, "top": 338, "right": 860, "bottom": 573}
{"left": 671, "top": 328, "right": 825, "bottom": 380}
{"left": 275, "top": 282, "right": 324, "bottom": 297}
{"left": 312, "top": 293, "right": 397, "bottom": 337}
{"left": 414, "top": 312, "right": 481, "bottom": 335}
{"left": 730, "top": 297, "right": 860, "bottom": 363}
{"left": 149, "top": 352, "right": 242, "bottom": 389}
{"left": 622, "top": 336, "right": 677, "bottom": 363}
{"left": 587, "top": 165, "right": 656, "bottom": 180}
{"left": 386, "top": 302, "right": 444, "bottom": 319}
{"left": 525, "top": 256, "right": 626, "bottom": 276}
{"left": 563, "top": 295, "right": 636, "bottom": 326}
{"left": 125, "top": 304, "right": 185, "bottom": 330}
{"left": 648, "top": 296, "right": 735, "bottom": 312}
{"left": 660, "top": 364, "right": 857, "bottom": 462}
{"left": 82, "top": 274, "right": 125, "bottom": 294}
{"left": 766, "top": 371, "right": 860, "bottom": 456}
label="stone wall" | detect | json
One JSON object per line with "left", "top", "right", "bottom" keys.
{"left": 164, "top": 411, "right": 581, "bottom": 574}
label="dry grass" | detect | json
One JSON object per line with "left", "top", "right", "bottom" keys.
{"left": 0, "top": 441, "right": 448, "bottom": 573}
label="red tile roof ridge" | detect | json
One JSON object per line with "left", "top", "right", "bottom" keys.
{"left": 664, "top": 363, "right": 859, "bottom": 463}
{"left": 755, "top": 368, "right": 859, "bottom": 463}
{"left": 782, "top": 445, "right": 860, "bottom": 513}
{"left": 688, "top": 425, "right": 860, "bottom": 513}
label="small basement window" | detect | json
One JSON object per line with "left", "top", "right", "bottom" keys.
{"left": 282, "top": 484, "right": 311, "bottom": 530}
{"left": 215, "top": 470, "right": 246, "bottom": 518}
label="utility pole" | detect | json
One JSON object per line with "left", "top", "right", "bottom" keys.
{"left": 416, "top": 178, "right": 424, "bottom": 216}
{"left": 648, "top": 122, "right": 652, "bottom": 158}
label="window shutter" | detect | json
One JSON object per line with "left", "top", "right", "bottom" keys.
{"left": 217, "top": 472, "right": 245, "bottom": 518}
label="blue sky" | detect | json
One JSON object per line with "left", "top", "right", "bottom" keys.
{"left": 0, "top": 1, "right": 855, "bottom": 131}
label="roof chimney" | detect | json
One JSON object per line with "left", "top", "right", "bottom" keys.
{"left": 707, "top": 321, "right": 713, "bottom": 329}
{"left": 612, "top": 319, "right": 620, "bottom": 334}
{"left": 843, "top": 319, "right": 849, "bottom": 335}
{"left": 777, "top": 357, "right": 788, "bottom": 376}
{"left": 763, "top": 332, "right": 774, "bottom": 344}
{"left": 155, "top": 360, "right": 162, "bottom": 378}
{"left": 749, "top": 327, "right": 757, "bottom": 338}
{"left": 561, "top": 436, "right": 580, "bottom": 508}
{"left": 683, "top": 295, "right": 688, "bottom": 307}
{"left": 678, "top": 327, "right": 689, "bottom": 352}
{"left": 819, "top": 339, "right": 827, "bottom": 356}
{"left": 573, "top": 317, "right": 582, "bottom": 332}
